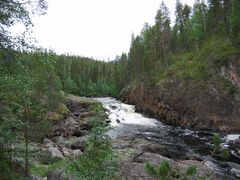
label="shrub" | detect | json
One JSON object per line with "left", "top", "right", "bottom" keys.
{"left": 68, "top": 120, "right": 117, "bottom": 180}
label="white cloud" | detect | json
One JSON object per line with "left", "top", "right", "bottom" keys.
{"left": 32, "top": 0, "right": 194, "bottom": 60}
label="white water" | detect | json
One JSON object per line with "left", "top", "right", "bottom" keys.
{"left": 95, "top": 97, "right": 161, "bottom": 127}
{"left": 95, "top": 98, "right": 239, "bottom": 142}
{"left": 227, "top": 134, "right": 240, "bottom": 141}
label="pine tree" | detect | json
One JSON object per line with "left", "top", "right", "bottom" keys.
{"left": 174, "top": 0, "right": 191, "bottom": 49}
{"left": 191, "top": 0, "right": 207, "bottom": 50}
{"left": 155, "top": 1, "right": 171, "bottom": 65}
{"left": 207, "top": 0, "right": 224, "bottom": 33}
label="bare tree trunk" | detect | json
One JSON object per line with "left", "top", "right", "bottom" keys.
{"left": 194, "top": 39, "right": 199, "bottom": 51}
{"left": 161, "top": 32, "right": 167, "bottom": 66}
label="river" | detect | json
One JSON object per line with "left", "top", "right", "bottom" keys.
{"left": 95, "top": 97, "right": 240, "bottom": 178}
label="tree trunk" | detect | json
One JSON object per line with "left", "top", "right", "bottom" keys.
{"left": 24, "top": 108, "right": 29, "bottom": 178}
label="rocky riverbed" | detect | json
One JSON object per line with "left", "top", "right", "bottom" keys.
{"left": 95, "top": 97, "right": 240, "bottom": 180}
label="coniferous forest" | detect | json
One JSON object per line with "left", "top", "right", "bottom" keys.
{"left": 0, "top": 0, "right": 240, "bottom": 179}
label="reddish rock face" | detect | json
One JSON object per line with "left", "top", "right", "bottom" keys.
{"left": 121, "top": 78, "right": 240, "bottom": 133}
{"left": 220, "top": 57, "right": 240, "bottom": 88}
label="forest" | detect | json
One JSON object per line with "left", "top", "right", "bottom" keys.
{"left": 0, "top": 0, "right": 240, "bottom": 179}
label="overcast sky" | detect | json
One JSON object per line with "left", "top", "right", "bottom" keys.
{"left": 31, "top": 0, "right": 195, "bottom": 60}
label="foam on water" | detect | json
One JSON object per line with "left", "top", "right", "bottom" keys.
{"left": 227, "top": 134, "right": 240, "bottom": 141}
{"left": 94, "top": 97, "right": 160, "bottom": 127}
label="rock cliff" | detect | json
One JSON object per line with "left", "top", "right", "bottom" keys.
{"left": 121, "top": 57, "right": 240, "bottom": 133}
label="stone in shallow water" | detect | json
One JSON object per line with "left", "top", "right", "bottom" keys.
{"left": 105, "top": 119, "right": 111, "bottom": 124}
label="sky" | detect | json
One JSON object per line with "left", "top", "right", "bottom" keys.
{"left": 30, "top": 0, "right": 195, "bottom": 60}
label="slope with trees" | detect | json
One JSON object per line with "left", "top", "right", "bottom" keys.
{"left": 120, "top": 0, "right": 240, "bottom": 132}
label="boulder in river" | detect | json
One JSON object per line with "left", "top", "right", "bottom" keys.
{"left": 105, "top": 119, "right": 111, "bottom": 124}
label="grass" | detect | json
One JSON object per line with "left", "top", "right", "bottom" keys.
{"left": 30, "top": 159, "right": 70, "bottom": 177}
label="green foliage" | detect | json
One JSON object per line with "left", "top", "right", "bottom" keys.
{"left": 0, "top": 0, "right": 47, "bottom": 48}
{"left": 1, "top": 0, "right": 238, "bottom": 179}
{"left": 30, "top": 163, "right": 48, "bottom": 177}
{"left": 64, "top": 76, "right": 79, "bottom": 94}
{"left": 157, "top": 160, "right": 171, "bottom": 177}
{"left": 145, "top": 162, "right": 158, "bottom": 175}
{"left": 212, "top": 133, "right": 221, "bottom": 151}
{"left": 120, "top": 0, "right": 240, "bottom": 89}
{"left": 220, "top": 149, "right": 230, "bottom": 160}
{"left": 0, "top": 49, "right": 63, "bottom": 179}
{"left": 212, "top": 133, "right": 230, "bottom": 161}
{"left": 54, "top": 54, "right": 120, "bottom": 97}
{"left": 145, "top": 160, "right": 199, "bottom": 179}
{"left": 68, "top": 121, "right": 117, "bottom": 180}
{"left": 145, "top": 160, "right": 176, "bottom": 179}
{"left": 230, "top": 0, "right": 240, "bottom": 45}
{"left": 186, "top": 165, "right": 197, "bottom": 176}
{"left": 223, "top": 80, "right": 238, "bottom": 95}
{"left": 30, "top": 159, "right": 68, "bottom": 177}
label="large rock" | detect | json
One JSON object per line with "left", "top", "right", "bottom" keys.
{"left": 61, "top": 147, "right": 82, "bottom": 157}
{"left": 71, "top": 138, "right": 86, "bottom": 151}
{"left": 118, "top": 161, "right": 153, "bottom": 180}
{"left": 43, "top": 138, "right": 54, "bottom": 148}
{"left": 47, "top": 170, "right": 61, "bottom": 180}
{"left": 178, "top": 160, "right": 233, "bottom": 180}
{"left": 47, "top": 147, "right": 64, "bottom": 160}
{"left": 134, "top": 152, "right": 173, "bottom": 165}
{"left": 72, "top": 149, "right": 83, "bottom": 157}
{"left": 48, "top": 117, "right": 82, "bottom": 137}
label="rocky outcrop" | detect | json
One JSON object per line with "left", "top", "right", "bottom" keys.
{"left": 121, "top": 77, "right": 240, "bottom": 133}
{"left": 113, "top": 136, "right": 234, "bottom": 180}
